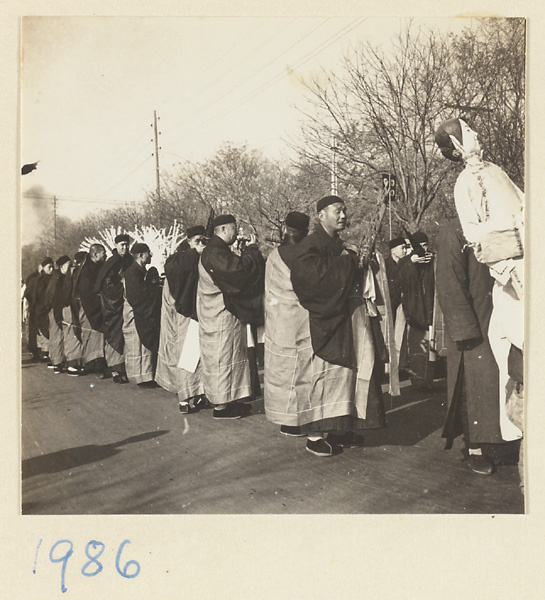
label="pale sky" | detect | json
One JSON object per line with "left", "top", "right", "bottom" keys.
{"left": 21, "top": 16, "right": 472, "bottom": 229}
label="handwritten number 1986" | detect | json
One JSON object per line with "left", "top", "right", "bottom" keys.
{"left": 35, "top": 538, "right": 140, "bottom": 593}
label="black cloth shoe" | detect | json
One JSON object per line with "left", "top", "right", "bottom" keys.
{"left": 66, "top": 366, "right": 81, "bottom": 377}
{"left": 137, "top": 380, "right": 160, "bottom": 388}
{"left": 112, "top": 372, "right": 129, "bottom": 384}
{"left": 280, "top": 425, "right": 305, "bottom": 437}
{"left": 306, "top": 438, "right": 341, "bottom": 457}
{"left": 53, "top": 365, "right": 64, "bottom": 374}
{"left": 467, "top": 453, "right": 495, "bottom": 476}
{"left": 178, "top": 401, "right": 192, "bottom": 414}
{"left": 327, "top": 431, "right": 365, "bottom": 448}
{"left": 213, "top": 402, "right": 251, "bottom": 420}
{"left": 194, "top": 395, "right": 211, "bottom": 410}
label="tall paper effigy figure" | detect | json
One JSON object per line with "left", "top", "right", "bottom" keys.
{"left": 435, "top": 118, "right": 523, "bottom": 441}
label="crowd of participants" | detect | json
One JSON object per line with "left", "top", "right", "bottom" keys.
{"left": 21, "top": 119, "right": 525, "bottom": 485}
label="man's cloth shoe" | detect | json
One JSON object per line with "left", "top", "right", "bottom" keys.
{"left": 112, "top": 372, "right": 129, "bottom": 384}
{"left": 213, "top": 402, "right": 251, "bottom": 420}
{"left": 467, "top": 453, "right": 495, "bottom": 476}
{"left": 306, "top": 438, "right": 341, "bottom": 457}
{"left": 179, "top": 401, "right": 192, "bottom": 414}
{"left": 280, "top": 425, "right": 305, "bottom": 437}
{"left": 67, "top": 366, "right": 80, "bottom": 376}
{"left": 327, "top": 431, "right": 365, "bottom": 448}
{"left": 53, "top": 366, "right": 64, "bottom": 374}
{"left": 194, "top": 395, "right": 211, "bottom": 410}
{"left": 137, "top": 380, "right": 160, "bottom": 388}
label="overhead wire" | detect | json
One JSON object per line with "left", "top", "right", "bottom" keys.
{"left": 163, "top": 18, "right": 367, "bottom": 150}
{"left": 156, "top": 19, "right": 267, "bottom": 116}
{"left": 90, "top": 135, "right": 154, "bottom": 194}
{"left": 163, "top": 18, "right": 298, "bottom": 135}
{"left": 94, "top": 154, "right": 153, "bottom": 200}
{"left": 82, "top": 124, "right": 152, "bottom": 192}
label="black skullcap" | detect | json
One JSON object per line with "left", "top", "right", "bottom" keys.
{"left": 131, "top": 242, "right": 150, "bottom": 255}
{"left": 212, "top": 214, "right": 236, "bottom": 228}
{"left": 41, "top": 257, "right": 54, "bottom": 267}
{"left": 56, "top": 255, "right": 71, "bottom": 268}
{"left": 114, "top": 233, "right": 130, "bottom": 244}
{"left": 388, "top": 237, "right": 406, "bottom": 250}
{"left": 316, "top": 195, "right": 344, "bottom": 213}
{"left": 410, "top": 231, "right": 429, "bottom": 245}
{"left": 434, "top": 118, "right": 463, "bottom": 162}
{"left": 75, "top": 251, "right": 88, "bottom": 262}
{"left": 285, "top": 211, "right": 310, "bottom": 231}
{"left": 186, "top": 225, "right": 206, "bottom": 239}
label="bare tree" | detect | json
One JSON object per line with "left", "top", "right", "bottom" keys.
{"left": 294, "top": 19, "right": 525, "bottom": 235}
{"left": 447, "top": 18, "right": 525, "bottom": 188}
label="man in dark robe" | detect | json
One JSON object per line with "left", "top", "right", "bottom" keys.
{"left": 281, "top": 195, "right": 386, "bottom": 457}
{"left": 44, "top": 255, "right": 73, "bottom": 373}
{"left": 33, "top": 257, "right": 54, "bottom": 361}
{"left": 198, "top": 214, "right": 265, "bottom": 419}
{"left": 436, "top": 217, "right": 503, "bottom": 475}
{"left": 384, "top": 236, "right": 410, "bottom": 374}
{"left": 77, "top": 245, "right": 107, "bottom": 374}
{"left": 61, "top": 257, "right": 84, "bottom": 375}
{"left": 23, "top": 262, "right": 43, "bottom": 360}
{"left": 122, "top": 242, "right": 162, "bottom": 387}
{"left": 384, "top": 237, "right": 409, "bottom": 317}
{"left": 94, "top": 234, "right": 133, "bottom": 384}
{"left": 398, "top": 231, "right": 436, "bottom": 389}
{"left": 156, "top": 225, "right": 207, "bottom": 411}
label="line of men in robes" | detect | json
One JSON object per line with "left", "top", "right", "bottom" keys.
{"left": 23, "top": 150, "right": 523, "bottom": 475}
{"left": 25, "top": 235, "right": 163, "bottom": 388}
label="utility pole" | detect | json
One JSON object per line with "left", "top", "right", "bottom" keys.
{"left": 153, "top": 110, "right": 161, "bottom": 202}
{"left": 330, "top": 135, "right": 338, "bottom": 195}
{"left": 53, "top": 195, "right": 57, "bottom": 254}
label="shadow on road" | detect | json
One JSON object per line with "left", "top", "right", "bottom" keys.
{"left": 363, "top": 394, "right": 446, "bottom": 447}
{"left": 22, "top": 430, "right": 169, "bottom": 479}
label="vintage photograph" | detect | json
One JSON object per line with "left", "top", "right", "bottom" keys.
{"left": 20, "top": 16, "right": 525, "bottom": 515}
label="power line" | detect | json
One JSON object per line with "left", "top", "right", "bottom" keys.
{"left": 82, "top": 125, "right": 153, "bottom": 193}
{"left": 89, "top": 134, "right": 154, "bottom": 194}
{"left": 164, "top": 19, "right": 367, "bottom": 149}
{"left": 162, "top": 19, "right": 298, "bottom": 136}
{"left": 22, "top": 193, "right": 130, "bottom": 205}
{"left": 95, "top": 154, "right": 153, "bottom": 199}
{"left": 157, "top": 20, "right": 267, "bottom": 116}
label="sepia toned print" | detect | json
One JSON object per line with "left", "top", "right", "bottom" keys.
{"left": 20, "top": 16, "right": 524, "bottom": 515}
